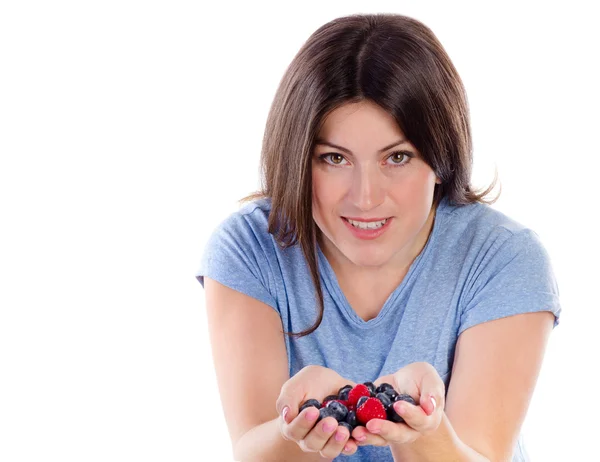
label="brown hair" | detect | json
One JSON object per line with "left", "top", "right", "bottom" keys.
{"left": 242, "top": 13, "right": 500, "bottom": 338}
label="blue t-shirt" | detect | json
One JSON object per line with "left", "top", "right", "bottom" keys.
{"left": 196, "top": 195, "right": 561, "bottom": 462}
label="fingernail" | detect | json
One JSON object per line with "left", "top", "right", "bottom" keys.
{"left": 344, "top": 443, "right": 352, "bottom": 452}
{"left": 282, "top": 406, "right": 290, "bottom": 423}
{"left": 335, "top": 430, "right": 345, "bottom": 442}
{"left": 431, "top": 396, "right": 437, "bottom": 410}
{"left": 356, "top": 434, "right": 366, "bottom": 441}
{"left": 394, "top": 402, "right": 405, "bottom": 414}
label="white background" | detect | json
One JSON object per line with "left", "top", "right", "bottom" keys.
{"left": 1, "top": 1, "right": 598, "bottom": 461}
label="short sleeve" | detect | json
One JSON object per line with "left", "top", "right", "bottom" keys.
{"left": 459, "top": 228, "right": 561, "bottom": 335}
{"left": 195, "top": 211, "right": 279, "bottom": 313}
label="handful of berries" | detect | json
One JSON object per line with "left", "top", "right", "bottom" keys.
{"left": 299, "top": 382, "right": 417, "bottom": 435}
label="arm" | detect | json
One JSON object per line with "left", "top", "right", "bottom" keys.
{"left": 389, "top": 311, "right": 555, "bottom": 462}
{"left": 204, "top": 277, "right": 328, "bottom": 462}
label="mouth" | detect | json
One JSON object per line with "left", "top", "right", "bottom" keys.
{"left": 342, "top": 217, "right": 390, "bottom": 230}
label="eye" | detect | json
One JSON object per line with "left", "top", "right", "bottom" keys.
{"left": 386, "top": 151, "right": 412, "bottom": 166}
{"left": 319, "top": 153, "right": 348, "bottom": 165}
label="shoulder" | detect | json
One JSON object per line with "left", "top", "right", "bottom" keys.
{"left": 438, "top": 196, "right": 546, "bottom": 255}
{"left": 215, "top": 197, "right": 272, "bottom": 236}
{"left": 204, "top": 197, "right": 277, "bottom": 254}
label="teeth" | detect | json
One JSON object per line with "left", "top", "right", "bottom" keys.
{"left": 346, "top": 218, "right": 388, "bottom": 230}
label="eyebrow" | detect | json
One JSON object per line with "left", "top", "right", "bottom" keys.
{"left": 314, "top": 138, "right": 409, "bottom": 154}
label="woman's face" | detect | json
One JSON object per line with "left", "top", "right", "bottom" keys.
{"left": 311, "top": 100, "right": 441, "bottom": 270}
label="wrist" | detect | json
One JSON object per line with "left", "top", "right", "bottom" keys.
{"left": 389, "top": 412, "right": 488, "bottom": 462}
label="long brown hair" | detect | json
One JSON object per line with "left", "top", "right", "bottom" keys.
{"left": 242, "top": 13, "right": 499, "bottom": 338}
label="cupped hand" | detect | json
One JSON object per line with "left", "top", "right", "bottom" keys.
{"left": 276, "top": 365, "right": 359, "bottom": 458}
{"left": 351, "top": 362, "right": 445, "bottom": 447}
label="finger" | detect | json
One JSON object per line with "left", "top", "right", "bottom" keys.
{"left": 299, "top": 416, "right": 338, "bottom": 453}
{"left": 281, "top": 407, "right": 320, "bottom": 442}
{"left": 417, "top": 365, "right": 445, "bottom": 416}
{"left": 351, "top": 424, "right": 388, "bottom": 447}
{"left": 276, "top": 384, "right": 303, "bottom": 424}
{"left": 392, "top": 399, "right": 439, "bottom": 434}
{"left": 318, "top": 423, "right": 353, "bottom": 458}
{"left": 365, "top": 417, "right": 421, "bottom": 444}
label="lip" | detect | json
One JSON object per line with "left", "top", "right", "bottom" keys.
{"left": 342, "top": 217, "right": 392, "bottom": 240}
{"left": 343, "top": 216, "right": 390, "bottom": 223}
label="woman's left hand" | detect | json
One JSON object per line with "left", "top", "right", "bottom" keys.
{"left": 351, "top": 362, "right": 445, "bottom": 447}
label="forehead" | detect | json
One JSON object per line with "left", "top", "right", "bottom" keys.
{"left": 318, "top": 100, "right": 405, "bottom": 141}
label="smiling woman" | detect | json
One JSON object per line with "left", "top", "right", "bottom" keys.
{"left": 195, "top": 13, "right": 560, "bottom": 462}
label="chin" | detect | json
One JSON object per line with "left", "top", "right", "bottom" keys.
{"left": 343, "top": 247, "right": 391, "bottom": 268}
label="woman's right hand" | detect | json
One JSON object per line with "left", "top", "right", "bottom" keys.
{"left": 276, "top": 365, "right": 359, "bottom": 458}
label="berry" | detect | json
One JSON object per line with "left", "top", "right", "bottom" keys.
{"left": 375, "top": 383, "right": 394, "bottom": 394}
{"left": 299, "top": 399, "right": 321, "bottom": 413}
{"left": 326, "top": 400, "right": 349, "bottom": 422}
{"left": 347, "top": 384, "right": 371, "bottom": 407}
{"left": 336, "top": 399, "right": 349, "bottom": 408}
{"left": 384, "top": 388, "right": 398, "bottom": 401}
{"left": 345, "top": 410, "right": 358, "bottom": 427}
{"left": 322, "top": 394, "right": 339, "bottom": 406}
{"left": 376, "top": 392, "right": 392, "bottom": 410}
{"left": 363, "top": 381, "right": 376, "bottom": 396}
{"left": 356, "top": 395, "right": 369, "bottom": 409}
{"left": 338, "top": 385, "right": 352, "bottom": 401}
{"left": 316, "top": 406, "right": 337, "bottom": 423}
{"left": 387, "top": 404, "right": 405, "bottom": 423}
{"left": 338, "top": 421, "right": 353, "bottom": 434}
{"left": 395, "top": 394, "right": 417, "bottom": 406}
{"left": 356, "top": 397, "right": 387, "bottom": 424}
{"left": 388, "top": 394, "right": 417, "bottom": 423}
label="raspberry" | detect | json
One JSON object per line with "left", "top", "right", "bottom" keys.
{"left": 363, "top": 381, "right": 376, "bottom": 396}
{"left": 347, "top": 384, "right": 371, "bottom": 407}
{"left": 356, "top": 397, "right": 387, "bottom": 425}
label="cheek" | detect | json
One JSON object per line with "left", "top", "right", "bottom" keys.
{"left": 312, "top": 170, "right": 347, "bottom": 206}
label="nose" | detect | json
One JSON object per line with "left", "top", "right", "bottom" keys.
{"left": 348, "top": 164, "right": 385, "bottom": 212}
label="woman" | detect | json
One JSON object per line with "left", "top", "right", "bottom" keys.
{"left": 196, "top": 13, "right": 561, "bottom": 461}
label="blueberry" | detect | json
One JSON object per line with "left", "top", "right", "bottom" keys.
{"left": 388, "top": 394, "right": 417, "bottom": 423}
{"left": 299, "top": 399, "right": 321, "bottom": 413}
{"left": 376, "top": 392, "right": 392, "bottom": 410}
{"left": 316, "top": 406, "right": 337, "bottom": 423}
{"left": 338, "top": 421, "right": 353, "bottom": 434}
{"left": 356, "top": 395, "right": 369, "bottom": 409}
{"left": 375, "top": 383, "right": 394, "bottom": 394}
{"left": 345, "top": 410, "right": 358, "bottom": 427}
{"left": 384, "top": 388, "right": 398, "bottom": 401}
{"left": 387, "top": 404, "right": 405, "bottom": 423}
{"left": 363, "top": 381, "right": 376, "bottom": 396}
{"left": 326, "top": 400, "right": 348, "bottom": 422}
{"left": 394, "top": 394, "right": 416, "bottom": 406}
{"left": 323, "top": 394, "right": 339, "bottom": 403}
{"left": 338, "top": 385, "right": 352, "bottom": 401}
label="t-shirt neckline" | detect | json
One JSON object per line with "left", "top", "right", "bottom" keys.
{"left": 316, "top": 197, "right": 448, "bottom": 328}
